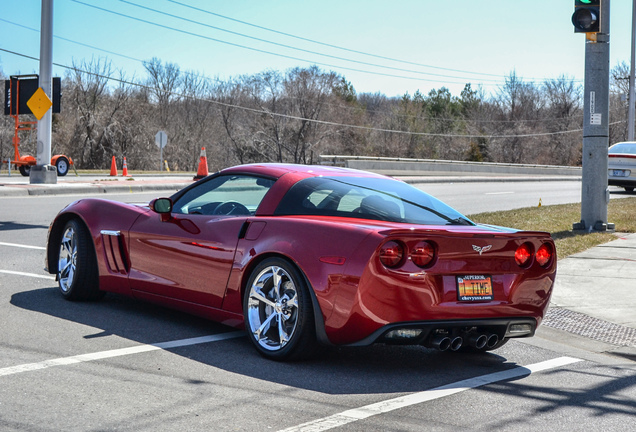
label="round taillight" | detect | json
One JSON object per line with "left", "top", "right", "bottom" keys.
{"left": 411, "top": 241, "right": 435, "bottom": 268}
{"left": 536, "top": 243, "right": 554, "bottom": 267}
{"left": 515, "top": 243, "right": 533, "bottom": 267}
{"left": 379, "top": 241, "right": 404, "bottom": 268}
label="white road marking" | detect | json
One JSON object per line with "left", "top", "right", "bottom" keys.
{"left": 484, "top": 191, "right": 514, "bottom": 195}
{"left": 0, "top": 241, "right": 46, "bottom": 250}
{"left": 0, "top": 332, "right": 245, "bottom": 377}
{"left": 0, "top": 269, "right": 55, "bottom": 280}
{"left": 278, "top": 356, "right": 582, "bottom": 432}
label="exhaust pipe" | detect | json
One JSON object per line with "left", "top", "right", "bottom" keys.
{"left": 429, "top": 335, "right": 451, "bottom": 351}
{"left": 450, "top": 336, "right": 463, "bottom": 351}
{"left": 467, "top": 334, "right": 488, "bottom": 350}
{"left": 486, "top": 334, "right": 499, "bottom": 349}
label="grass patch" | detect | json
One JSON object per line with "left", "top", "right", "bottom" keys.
{"left": 468, "top": 197, "right": 636, "bottom": 259}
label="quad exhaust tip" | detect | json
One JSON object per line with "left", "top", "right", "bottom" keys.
{"left": 429, "top": 332, "right": 499, "bottom": 351}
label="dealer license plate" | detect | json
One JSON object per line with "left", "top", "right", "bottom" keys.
{"left": 612, "top": 170, "right": 626, "bottom": 177}
{"left": 457, "top": 275, "right": 493, "bottom": 301}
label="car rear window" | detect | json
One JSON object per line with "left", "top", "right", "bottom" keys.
{"left": 274, "top": 176, "right": 473, "bottom": 226}
{"left": 610, "top": 143, "right": 636, "bottom": 155}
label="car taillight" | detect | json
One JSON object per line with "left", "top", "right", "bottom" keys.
{"left": 536, "top": 243, "right": 554, "bottom": 267}
{"left": 515, "top": 243, "right": 533, "bottom": 267}
{"left": 411, "top": 241, "right": 436, "bottom": 268}
{"left": 379, "top": 241, "right": 404, "bottom": 268}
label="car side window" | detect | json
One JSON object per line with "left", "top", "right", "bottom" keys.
{"left": 173, "top": 175, "right": 275, "bottom": 216}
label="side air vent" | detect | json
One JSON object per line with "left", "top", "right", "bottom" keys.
{"left": 100, "top": 230, "right": 130, "bottom": 274}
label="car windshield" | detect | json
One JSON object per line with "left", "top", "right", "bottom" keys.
{"left": 275, "top": 176, "right": 474, "bottom": 226}
{"left": 609, "top": 143, "right": 636, "bottom": 155}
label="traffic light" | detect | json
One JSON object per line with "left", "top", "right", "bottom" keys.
{"left": 572, "top": 0, "right": 601, "bottom": 33}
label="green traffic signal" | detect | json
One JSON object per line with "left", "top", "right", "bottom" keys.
{"left": 573, "top": 0, "right": 600, "bottom": 33}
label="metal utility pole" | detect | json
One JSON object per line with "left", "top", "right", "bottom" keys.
{"left": 629, "top": 0, "right": 636, "bottom": 141}
{"left": 572, "top": 0, "right": 614, "bottom": 232}
{"left": 30, "top": 0, "right": 57, "bottom": 184}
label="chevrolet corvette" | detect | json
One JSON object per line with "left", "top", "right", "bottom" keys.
{"left": 46, "top": 164, "right": 556, "bottom": 360}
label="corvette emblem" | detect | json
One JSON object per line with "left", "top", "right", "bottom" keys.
{"left": 472, "top": 245, "right": 492, "bottom": 255}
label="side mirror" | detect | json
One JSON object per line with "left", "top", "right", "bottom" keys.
{"left": 150, "top": 198, "right": 173, "bottom": 222}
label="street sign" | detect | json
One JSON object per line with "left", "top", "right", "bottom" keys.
{"left": 26, "top": 87, "right": 52, "bottom": 121}
{"left": 4, "top": 76, "right": 61, "bottom": 116}
{"left": 155, "top": 131, "right": 168, "bottom": 149}
{"left": 155, "top": 130, "right": 168, "bottom": 171}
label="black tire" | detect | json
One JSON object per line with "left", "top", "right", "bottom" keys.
{"left": 243, "top": 258, "right": 317, "bottom": 361}
{"left": 56, "top": 157, "right": 70, "bottom": 176}
{"left": 19, "top": 165, "right": 30, "bottom": 177}
{"left": 625, "top": 187, "right": 634, "bottom": 193}
{"left": 57, "top": 219, "right": 104, "bottom": 301}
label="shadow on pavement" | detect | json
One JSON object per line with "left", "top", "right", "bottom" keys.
{"left": 11, "top": 286, "right": 513, "bottom": 395}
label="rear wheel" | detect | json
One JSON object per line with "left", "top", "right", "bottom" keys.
{"left": 19, "top": 165, "right": 30, "bottom": 177}
{"left": 244, "top": 258, "right": 316, "bottom": 361}
{"left": 625, "top": 187, "right": 634, "bottom": 193}
{"left": 57, "top": 219, "right": 103, "bottom": 301}
{"left": 55, "top": 157, "right": 70, "bottom": 176}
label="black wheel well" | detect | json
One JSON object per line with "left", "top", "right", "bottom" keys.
{"left": 47, "top": 214, "right": 95, "bottom": 274}
{"left": 240, "top": 253, "right": 332, "bottom": 346}
{"left": 240, "top": 253, "right": 295, "bottom": 300}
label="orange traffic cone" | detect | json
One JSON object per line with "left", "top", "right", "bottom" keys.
{"left": 110, "top": 156, "right": 118, "bottom": 176}
{"left": 193, "top": 147, "right": 209, "bottom": 180}
{"left": 122, "top": 157, "right": 129, "bottom": 177}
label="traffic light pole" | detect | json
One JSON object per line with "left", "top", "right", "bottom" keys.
{"left": 573, "top": 0, "right": 614, "bottom": 232}
{"left": 30, "top": 0, "right": 57, "bottom": 184}
{"left": 629, "top": 0, "right": 636, "bottom": 141}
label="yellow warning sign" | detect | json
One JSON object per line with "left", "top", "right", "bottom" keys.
{"left": 27, "top": 87, "right": 53, "bottom": 120}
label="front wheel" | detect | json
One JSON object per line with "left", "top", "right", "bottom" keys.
{"left": 243, "top": 258, "right": 317, "bottom": 361}
{"left": 57, "top": 219, "right": 103, "bottom": 301}
{"left": 625, "top": 187, "right": 635, "bottom": 193}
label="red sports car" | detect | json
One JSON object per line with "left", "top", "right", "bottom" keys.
{"left": 46, "top": 164, "right": 556, "bottom": 360}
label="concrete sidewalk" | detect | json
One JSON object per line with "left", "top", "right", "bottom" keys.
{"left": 550, "top": 233, "right": 636, "bottom": 330}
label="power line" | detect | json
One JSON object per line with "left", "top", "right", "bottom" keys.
{"left": 71, "top": 0, "right": 504, "bottom": 86}
{"left": 117, "top": 0, "right": 503, "bottom": 83}
{"left": 167, "top": 0, "right": 513, "bottom": 80}
{"left": 0, "top": 47, "right": 590, "bottom": 140}
{"left": 0, "top": 17, "right": 226, "bottom": 84}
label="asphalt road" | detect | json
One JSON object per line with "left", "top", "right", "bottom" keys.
{"left": 1, "top": 188, "right": 635, "bottom": 431}
{"left": 417, "top": 181, "right": 632, "bottom": 215}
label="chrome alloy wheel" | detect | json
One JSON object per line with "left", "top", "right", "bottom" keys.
{"left": 246, "top": 265, "right": 299, "bottom": 351}
{"left": 58, "top": 225, "right": 77, "bottom": 293}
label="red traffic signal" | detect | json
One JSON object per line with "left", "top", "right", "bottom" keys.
{"left": 572, "top": 0, "right": 600, "bottom": 33}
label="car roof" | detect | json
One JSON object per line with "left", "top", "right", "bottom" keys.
{"left": 219, "top": 163, "right": 388, "bottom": 181}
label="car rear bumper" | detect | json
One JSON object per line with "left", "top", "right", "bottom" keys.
{"left": 346, "top": 317, "right": 536, "bottom": 348}
{"left": 608, "top": 178, "right": 636, "bottom": 187}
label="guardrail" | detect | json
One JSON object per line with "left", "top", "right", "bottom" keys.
{"left": 319, "top": 155, "right": 582, "bottom": 177}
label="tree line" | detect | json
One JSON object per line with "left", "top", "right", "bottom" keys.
{"left": 0, "top": 58, "right": 632, "bottom": 172}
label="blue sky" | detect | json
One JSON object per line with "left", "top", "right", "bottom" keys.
{"left": 0, "top": 0, "right": 633, "bottom": 98}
